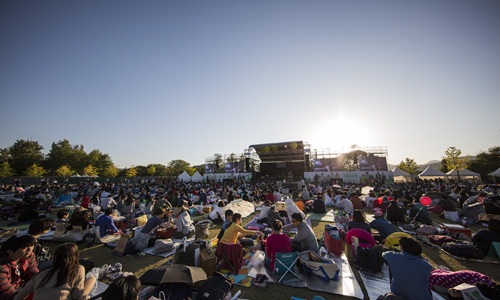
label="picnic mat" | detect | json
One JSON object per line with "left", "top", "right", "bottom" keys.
{"left": 306, "top": 210, "right": 334, "bottom": 222}
{"left": 358, "top": 265, "right": 446, "bottom": 300}
{"left": 247, "top": 251, "right": 364, "bottom": 299}
{"left": 219, "top": 251, "right": 255, "bottom": 287}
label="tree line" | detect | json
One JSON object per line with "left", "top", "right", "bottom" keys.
{"left": 0, "top": 139, "right": 204, "bottom": 178}
{"left": 397, "top": 146, "right": 500, "bottom": 182}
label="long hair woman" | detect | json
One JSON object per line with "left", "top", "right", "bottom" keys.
{"left": 14, "top": 243, "right": 96, "bottom": 300}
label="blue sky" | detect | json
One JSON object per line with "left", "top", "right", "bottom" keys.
{"left": 1, "top": 1, "right": 499, "bottom": 168}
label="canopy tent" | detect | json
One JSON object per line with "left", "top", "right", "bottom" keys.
{"left": 392, "top": 167, "right": 410, "bottom": 177}
{"left": 488, "top": 167, "right": 500, "bottom": 177}
{"left": 446, "top": 168, "right": 481, "bottom": 179}
{"left": 191, "top": 171, "right": 204, "bottom": 182}
{"left": 177, "top": 171, "right": 191, "bottom": 182}
{"left": 392, "top": 167, "right": 412, "bottom": 182}
{"left": 418, "top": 165, "right": 447, "bottom": 180}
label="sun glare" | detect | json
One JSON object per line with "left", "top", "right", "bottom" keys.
{"left": 310, "top": 119, "right": 373, "bottom": 150}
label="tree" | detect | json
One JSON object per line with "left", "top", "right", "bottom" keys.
{"left": 83, "top": 165, "right": 99, "bottom": 177}
{"left": 8, "top": 139, "right": 44, "bottom": 175}
{"left": 441, "top": 146, "right": 468, "bottom": 181}
{"left": 398, "top": 158, "right": 419, "bottom": 176}
{"left": 147, "top": 165, "right": 156, "bottom": 177}
{"left": 0, "top": 161, "right": 15, "bottom": 177}
{"left": 101, "top": 164, "right": 118, "bottom": 178}
{"left": 56, "top": 165, "right": 74, "bottom": 178}
{"left": 167, "top": 160, "right": 191, "bottom": 176}
{"left": 468, "top": 146, "right": 500, "bottom": 182}
{"left": 25, "top": 163, "right": 46, "bottom": 177}
{"left": 126, "top": 167, "right": 138, "bottom": 177}
{"left": 153, "top": 164, "right": 169, "bottom": 176}
{"left": 0, "top": 148, "right": 10, "bottom": 162}
{"left": 87, "top": 149, "right": 114, "bottom": 172}
{"left": 45, "top": 139, "right": 87, "bottom": 174}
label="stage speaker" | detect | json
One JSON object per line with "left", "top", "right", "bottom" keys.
{"left": 305, "top": 154, "right": 310, "bottom": 171}
{"left": 215, "top": 159, "right": 219, "bottom": 169}
{"left": 245, "top": 158, "right": 250, "bottom": 172}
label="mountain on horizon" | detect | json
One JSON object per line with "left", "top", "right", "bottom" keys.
{"left": 387, "top": 159, "right": 442, "bottom": 172}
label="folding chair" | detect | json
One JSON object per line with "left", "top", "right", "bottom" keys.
{"left": 274, "top": 252, "right": 301, "bottom": 283}
{"left": 215, "top": 242, "right": 243, "bottom": 274}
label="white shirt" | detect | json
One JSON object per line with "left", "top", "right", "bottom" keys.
{"left": 337, "top": 197, "right": 354, "bottom": 214}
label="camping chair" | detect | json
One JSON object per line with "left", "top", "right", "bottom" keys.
{"left": 383, "top": 232, "right": 413, "bottom": 251}
{"left": 346, "top": 228, "right": 377, "bottom": 249}
{"left": 487, "top": 242, "right": 500, "bottom": 258}
{"left": 215, "top": 242, "right": 243, "bottom": 274}
{"left": 273, "top": 252, "right": 301, "bottom": 283}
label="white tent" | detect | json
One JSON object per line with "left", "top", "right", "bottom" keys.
{"left": 488, "top": 167, "right": 500, "bottom": 177}
{"left": 392, "top": 166, "right": 412, "bottom": 182}
{"left": 191, "top": 171, "right": 204, "bottom": 182}
{"left": 446, "top": 169, "right": 481, "bottom": 178}
{"left": 418, "top": 165, "right": 447, "bottom": 180}
{"left": 177, "top": 171, "right": 191, "bottom": 182}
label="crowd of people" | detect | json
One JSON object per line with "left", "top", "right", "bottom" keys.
{"left": 0, "top": 176, "right": 499, "bottom": 300}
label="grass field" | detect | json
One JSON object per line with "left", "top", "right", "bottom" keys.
{"left": 10, "top": 208, "right": 500, "bottom": 300}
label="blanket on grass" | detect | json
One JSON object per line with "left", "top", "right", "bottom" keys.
{"left": 223, "top": 250, "right": 365, "bottom": 299}
{"left": 358, "top": 264, "right": 447, "bottom": 300}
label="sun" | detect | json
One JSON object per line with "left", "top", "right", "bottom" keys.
{"left": 310, "top": 118, "right": 373, "bottom": 150}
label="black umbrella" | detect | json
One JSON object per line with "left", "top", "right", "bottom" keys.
{"left": 140, "top": 264, "right": 207, "bottom": 286}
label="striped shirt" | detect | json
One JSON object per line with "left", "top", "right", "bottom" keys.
{"left": 0, "top": 253, "right": 39, "bottom": 300}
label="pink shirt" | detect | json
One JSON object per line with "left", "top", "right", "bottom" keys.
{"left": 266, "top": 233, "right": 292, "bottom": 270}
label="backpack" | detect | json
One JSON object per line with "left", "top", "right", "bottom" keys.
{"left": 355, "top": 246, "right": 384, "bottom": 273}
{"left": 149, "top": 283, "right": 192, "bottom": 300}
{"left": 196, "top": 271, "right": 233, "bottom": 300}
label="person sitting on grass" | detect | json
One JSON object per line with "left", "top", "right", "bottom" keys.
{"left": 369, "top": 208, "right": 397, "bottom": 243}
{"left": 348, "top": 210, "right": 371, "bottom": 233}
{"left": 381, "top": 237, "right": 433, "bottom": 300}
{"left": 220, "top": 213, "right": 263, "bottom": 247}
{"left": 13, "top": 243, "right": 97, "bottom": 300}
{"left": 216, "top": 209, "right": 234, "bottom": 241}
{"left": 472, "top": 219, "right": 500, "bottom": 255}
{"left": 208, "top": 200, "right": 226, "bottom": 224}
{"left": 132, "top": 207, "right": 173, "bottom": 251}
{"left": 265, "top": 220, "right": 292, "bottom": 271}
{"left": 172, "top": 201, "right": 195, "bottom": 239}
{"left": 0, "top": 235, "right": 39, "bottom": 300}
{"left": 283, "top": 212, "right": 318, "bottom": 252}
{"left": 95, "top": 208, "right": 122, "bottom": 244}
{"left": 312, "top": 193, "right": 326, "bottom": 213}
{"left": 102, "top": 274, "right": 141, "bottom": 300}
